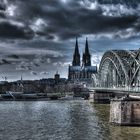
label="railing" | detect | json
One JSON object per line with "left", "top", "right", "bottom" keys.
{"left": 88, "top": 87, "right": 140, "bottom": 93}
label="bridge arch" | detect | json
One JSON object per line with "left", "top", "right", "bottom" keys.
{"left": 98, "top": 50, "right": 138, "bottom": 88}
{"left": 130, "top": 49, "right": 140, "bottom": 86}
{"left": 91, "top": 74, "right": 99, "bottom": 87}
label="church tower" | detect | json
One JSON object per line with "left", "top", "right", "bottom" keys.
{"left": 72, "top": 38, "right": 80, "bottom": 66}
{"left": 82, "top": 38, "right": 91, "bottom": 66}
{"left": 68, "top": 37, "right": 97, "bottom": 82}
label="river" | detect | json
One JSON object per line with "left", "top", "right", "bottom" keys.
{"left": 0, "top": 100, "right": 140, "bottom": 140}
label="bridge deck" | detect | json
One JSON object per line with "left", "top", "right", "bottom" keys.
{"left": 88, "top": 87, "right": 140, "bottom": 94}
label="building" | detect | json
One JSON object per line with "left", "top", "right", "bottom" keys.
{"left": 68, "top": 38, "right": 97, "bottom": 83}
{"left": 54, "top": 71, "right": 60, "bottom": 82}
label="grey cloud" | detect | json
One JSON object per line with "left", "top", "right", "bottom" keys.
{"left": 0, "top": 0, "right": 139, "bottom": 40}
{"left": 0, "top": 58, "right": 11, "bottom": 65}
{"left": 31, "top": 71, "right": 38, "bottom": 75}
{"left": 16, "top": 61, "right": 32, "bottom": 71}
{"left": 0, "top": 0, "right": 6, "bottom": 11}
{"left": 0, "top": 20, "right": 34, "bottom": 39}
{"left": 40, "top": 71, "right": 49, "bottom": 75}
{"left": 7, "top": 54, "right": 19, "bottom": 59}
{"left": 91, "top": 53, "right": 102, "bottom": 65}
{"left": 0, "top": 11, "right": 5, "bottom": 18}
{"left": 97, "top": 0, "right": 140, "bottom": 5}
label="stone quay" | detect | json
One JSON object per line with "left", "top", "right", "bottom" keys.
{"left": 110, "top": 95, "right": 140, "bottom": 126}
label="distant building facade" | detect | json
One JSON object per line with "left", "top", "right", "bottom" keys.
{"left": 68, "top": 38, "right": 97, "bottom": 82}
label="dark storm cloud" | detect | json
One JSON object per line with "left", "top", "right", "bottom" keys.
{"left": 98, "top": 0, "right": 140, "bottom": 5}
{"left": 0, "top": 59, "right": 11, "bottom": 65}
{"left": 7, "top": 54, "right": 19, "bottom": 59}
{"left": 0, "top": 0, "right": 139, "bottom": 40}
{"left": 0, "top": 0, "right": 6, "bottom": 10}
{"left": 0, "top": 20, "right": 34, "bottom": 39}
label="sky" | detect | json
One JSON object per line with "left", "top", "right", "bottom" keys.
{"left": 0, "top": 0, "right": 140, "bottom": 81}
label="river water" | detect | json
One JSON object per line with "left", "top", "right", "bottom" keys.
{"left": 0, "top": 100, "right": 140, "bottom": 140}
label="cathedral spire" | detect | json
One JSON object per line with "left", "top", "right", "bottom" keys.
{"left": 74, "top": 37, "right": 79, "bottom": 56}
{"left": 82, "top": 37, "right": 91, "bottom": 66}
{"left": 85, "top": 37, "right": 90, "bottom": 55}
{"left": 72, "top": 37, "right": 80, "bottom": 66}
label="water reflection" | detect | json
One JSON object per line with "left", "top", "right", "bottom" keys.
{"left": 93, "top": 104, "right": 140, "bottom": 140}
{"left": 0, "top": 101, "right": 140, "bottom": 140}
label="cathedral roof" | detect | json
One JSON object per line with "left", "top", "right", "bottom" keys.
{"left": 69, "top": 66, "right": 97, "bottom": 72}
{"left": 69, "top": 66, "right": 81, "bottom": 71}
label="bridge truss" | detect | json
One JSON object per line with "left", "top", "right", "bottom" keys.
{"left": 93, "top": 49, "right": 140, "bottom": 88}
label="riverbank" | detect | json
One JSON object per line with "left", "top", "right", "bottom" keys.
{"left": 0, "top": 92, "right": 69, "bottom": 101}
{"left": 90, "top": 102, "right": 140, "bottom": 140}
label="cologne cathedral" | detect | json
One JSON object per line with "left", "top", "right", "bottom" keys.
{"left": 68, "top": 38, "right": 97, "bottom": 82}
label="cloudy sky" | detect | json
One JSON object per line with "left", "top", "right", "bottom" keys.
{"left": 0, "top": 0, "right": 140, "bottom": 81}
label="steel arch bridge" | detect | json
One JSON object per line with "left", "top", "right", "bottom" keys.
{"left": 94, "top": 49, "right": 140, "bottom": 88}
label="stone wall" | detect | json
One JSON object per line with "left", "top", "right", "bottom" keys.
{"left": 110, "top": 98, "right": 140, "bottom": 125}
{"left": 110, "top": 100, "right": 122, "bottom": 124}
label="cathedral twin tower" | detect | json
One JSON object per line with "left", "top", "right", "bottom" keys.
{"left": 72, "top": 38, "right": 91, "bottom": 67}
{"left": 68, "top": 38, "right": 97, "bottom": 81}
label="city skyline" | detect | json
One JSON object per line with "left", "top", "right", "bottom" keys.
{"left": 0, "top": 0, "right": 140, "bottom": 81}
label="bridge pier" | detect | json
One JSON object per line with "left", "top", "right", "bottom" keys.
{"left": 90, "top": 88, "right": 128, "bottom": 104}
{"left": 110, "top": 95, "right": 140, "bottom": 126}
{"left": 93, "top": 92, "right": 111, "bottom": 103}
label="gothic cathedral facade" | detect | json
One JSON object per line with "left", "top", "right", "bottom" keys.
{"left": 68, "top": 38, "right": 97, "bottom": 82}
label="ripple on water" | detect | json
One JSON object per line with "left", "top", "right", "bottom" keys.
{"left": 0, "top": 101, "right": 140, "bottom": 140}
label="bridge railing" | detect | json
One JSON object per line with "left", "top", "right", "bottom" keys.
{"left": 88, "top": 86, "right": 140, "bottom": 93}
